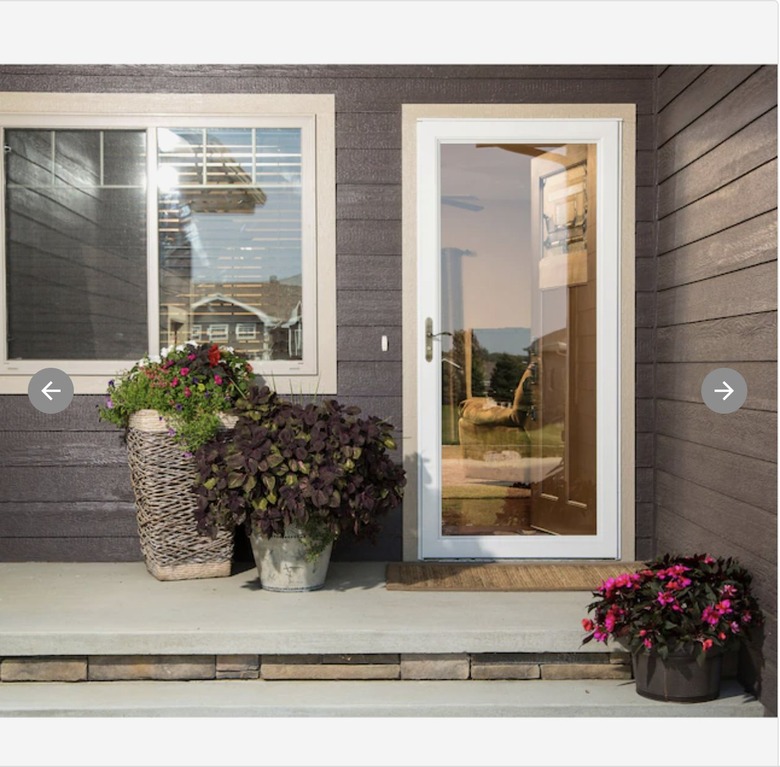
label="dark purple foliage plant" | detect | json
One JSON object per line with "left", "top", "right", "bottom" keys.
{"left": 194, "top": 386, "right": 406, "bottom": 558}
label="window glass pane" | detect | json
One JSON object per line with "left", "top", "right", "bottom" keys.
{"left": 158, "top": 127, "right": 303, "bottom": 360}
{"left": 4, "top": 129, "right": 148, "bottom": 360}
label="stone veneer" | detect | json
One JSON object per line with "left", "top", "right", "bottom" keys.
{"left": 0, "top": 651, "right": 740, "bottom": 683}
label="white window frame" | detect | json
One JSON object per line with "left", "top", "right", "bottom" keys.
{"left": 235, "top": 322, "right": 257, "bottom": 341}
{"left": 0, "top": 93, "right": 336, "bottom": 394}
{"left": 190, "top": 325, "right": 202, "bottom": 342}
{"left": 207, "top": 324, "right": 230, "bottom": 343}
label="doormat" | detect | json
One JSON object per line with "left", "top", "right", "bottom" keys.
{"left": 385, "top": 562, "right": 643, "bottom": 592}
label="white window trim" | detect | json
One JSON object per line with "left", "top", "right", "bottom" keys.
{"left": 207, "top": 324, "right": 230, "bottom": 343}
{"left": 0, "top": 93, "right": 336, "bottom": 394}
{"left": 235, "top": 323, "right": 257, "bottom": 341}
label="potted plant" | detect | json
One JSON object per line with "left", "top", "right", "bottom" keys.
{"left": 99, "top": 342, "right": 255, "bottom": 581}
{"left": 582, "top": 553, "right": 763, "bottom": 702}
{"left": 193, "top": 385, "right": 406, "bottom": 591}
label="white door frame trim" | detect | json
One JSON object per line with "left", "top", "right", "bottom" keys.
{"left": 401, "top": 103, "right": 637, "bottom": 562}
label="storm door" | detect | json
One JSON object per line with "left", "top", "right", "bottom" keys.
{"left": 416, "top": 118, "right": 622, "bottom": 559}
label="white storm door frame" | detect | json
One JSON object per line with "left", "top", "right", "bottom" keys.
{"left": 416, "top": 117, "right": 623, "bottom": 560}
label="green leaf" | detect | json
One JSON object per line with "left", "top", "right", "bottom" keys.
{"left": 243, "top": 474, "right": 257, "bottom": 493}
{"left": 267, "top": 453, "right": 284, "bottom": 469}
{"left": 262, "top": 475, "right": 276, "bottom": 493}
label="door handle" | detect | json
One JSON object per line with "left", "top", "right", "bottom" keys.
{"left": 425, "top": 317, "right": 452, "bottom": 362}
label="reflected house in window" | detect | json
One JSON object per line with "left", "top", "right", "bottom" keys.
{"left": 157, "top": 126, "right": 305, "bottom": 360}
{"left": 189, "top": 279, "right": 303, "bottom": 360}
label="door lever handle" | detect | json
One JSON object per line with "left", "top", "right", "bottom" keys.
{"left": 425, "top": 318, "right": 452, "bottom": 362}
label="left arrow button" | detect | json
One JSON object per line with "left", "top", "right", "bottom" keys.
{"left": 28, "top": 368, "right": 74, "bottom": 414}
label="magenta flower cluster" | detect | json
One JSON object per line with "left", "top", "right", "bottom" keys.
{"left": 582, "top": 553, "right": 762, "bottom": 660}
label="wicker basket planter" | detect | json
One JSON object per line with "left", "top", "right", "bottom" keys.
{"left": 126, "top": 409, "right": 235, "bottom": 581}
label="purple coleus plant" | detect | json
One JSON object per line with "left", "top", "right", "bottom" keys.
{"left": 193, "top": 386, "right": 406, "bottom": 556}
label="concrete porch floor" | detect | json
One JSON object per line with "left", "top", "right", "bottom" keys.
{"left": 0, "top": 560, "right": 609, "bottom": 656}
{"left": 0, "top": 561, "right": 766, "bottom": 719}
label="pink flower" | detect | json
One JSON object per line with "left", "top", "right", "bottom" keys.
{"left": 718, "top": 632, "right": 727, "bottom": 640}
{"left": 701, "top": 638, "right": 714, "bottom": 652}
{"left": 184, "top": 387, "right": 192, "bottom": 398}
{"left": 171, "top": 377, "right": 179, "bottom": 387}
{"left": 702, "top": 605, "right": 720, "bottom": 625}
{"left": 214, "top": 374, "right": 223, "bottom": 385}
{"left": 657, "top": 591, "right": 677, "bottom": 607}
{"left": 721, "top": 584, "right": 738, "bottom": 598}
{"left": 187, "top": 353, "right": 196, "bottom": 361}
{"left": 180, "top": 367, "right": 190, "bottom": 376}
{"left": 741, "top": 611, "right": 753, "bottom": 624}
{"left": 593, "top": 628, "right": 608, "bottom": 643}
{"left": 730, "top": 621, "right": 741, "bottom": 634}
{"left": 716, "top": 599, "right": 732, "bottom": 615}
{"left": 643, "top": 638, "right": 653, "bottom": 649}
{"left": 582, "top": 618, "right": 595, "bottom": 632}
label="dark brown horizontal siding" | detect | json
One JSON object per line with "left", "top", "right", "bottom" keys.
{"left": 0, "top": 538, "right": 141, "bottom": 562}
{"left": 658, "top": 66, "right": 777, "bottom": 182}
{"left": 655, "top": 65, "right": 777, "bottom": 713}
{"left": 657, "top": 211, "right": 777, "bottom": 290}
{"left": 658, "top": 108, "right": 777, "bottom": 219}
{"left": 656, "top": 312, "right": 777, "bottom": 363}
{"left": 0, "top": 502, "right": 138, "bottom": 537}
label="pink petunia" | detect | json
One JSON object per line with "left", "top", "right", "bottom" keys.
{"left": 187, "top": 353, "right": 196, "bottom": 361}
{"left": 171, "top": 377, "right": 179, "bottom": 387}
{"left": 180, "top": 367, "right": 190, "bottom": 376}
{"left": 214, "top": 375, "right": 223, "bottom": 385}
{"left": 184, "top": 387, "right": 192, "bottom": 398}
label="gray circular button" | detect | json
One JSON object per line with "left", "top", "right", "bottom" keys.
{"left": 27, "top": 368, "right": 75, "bottom": 414}
{"left": 701, "top": 368, "right": 747, "bottom": 414}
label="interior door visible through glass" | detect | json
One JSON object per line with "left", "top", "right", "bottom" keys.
{"left": 439, "top": 141, "right": 597, "bottom": 542}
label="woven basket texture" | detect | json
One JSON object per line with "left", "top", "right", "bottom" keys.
{"left": 126, "top": 410, "right": 234, "bottom": 581}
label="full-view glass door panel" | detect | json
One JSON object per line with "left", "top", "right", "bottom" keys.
{"left": 417, "top": 118, "right": 621, "bottom": 559}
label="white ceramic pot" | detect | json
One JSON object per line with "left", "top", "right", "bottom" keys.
{"left": 249, "top": 525, "right": 333, "bottom": 592}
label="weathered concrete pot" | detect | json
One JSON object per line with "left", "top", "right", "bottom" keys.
{"left": 249, "top": 526, "right": 333, "bottom": 592}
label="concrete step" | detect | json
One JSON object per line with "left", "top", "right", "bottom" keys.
{"left": 0, "top": 561, "right": 617, "bottom": 655}
{"left": 0, "top": 678, "right": 763, "bottom": 717}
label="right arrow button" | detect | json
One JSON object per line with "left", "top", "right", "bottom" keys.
{"left": 702, "top": 368, "right": 747, "bottom": 414}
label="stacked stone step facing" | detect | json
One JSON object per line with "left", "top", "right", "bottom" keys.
{"left": 0, "top": 650, "right": 740, "bottom": 683}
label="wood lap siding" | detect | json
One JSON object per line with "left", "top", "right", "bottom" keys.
{"left": 654, "top": 65, "right": 778, "bottom": 712}
{"left": 0, "top": 65, "right": 651, "bottom": 564}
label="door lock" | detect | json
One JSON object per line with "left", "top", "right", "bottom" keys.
{"left": 425, "top": 317, "right": 452, "bottom": 362}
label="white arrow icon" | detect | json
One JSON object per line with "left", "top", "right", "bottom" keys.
{"left": 41, "top": 381, "right": 61, "bottom": 401}
{"left": 714, "top": 381, "right": 734, "bottom": 401}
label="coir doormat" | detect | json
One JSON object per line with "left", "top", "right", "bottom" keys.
{"left": 385, "top": 562, "right": 643, "bottom": 592}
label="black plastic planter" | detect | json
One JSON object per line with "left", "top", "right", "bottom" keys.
{"left": 633, "top": 647, "right": 722, "bottom": 703}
